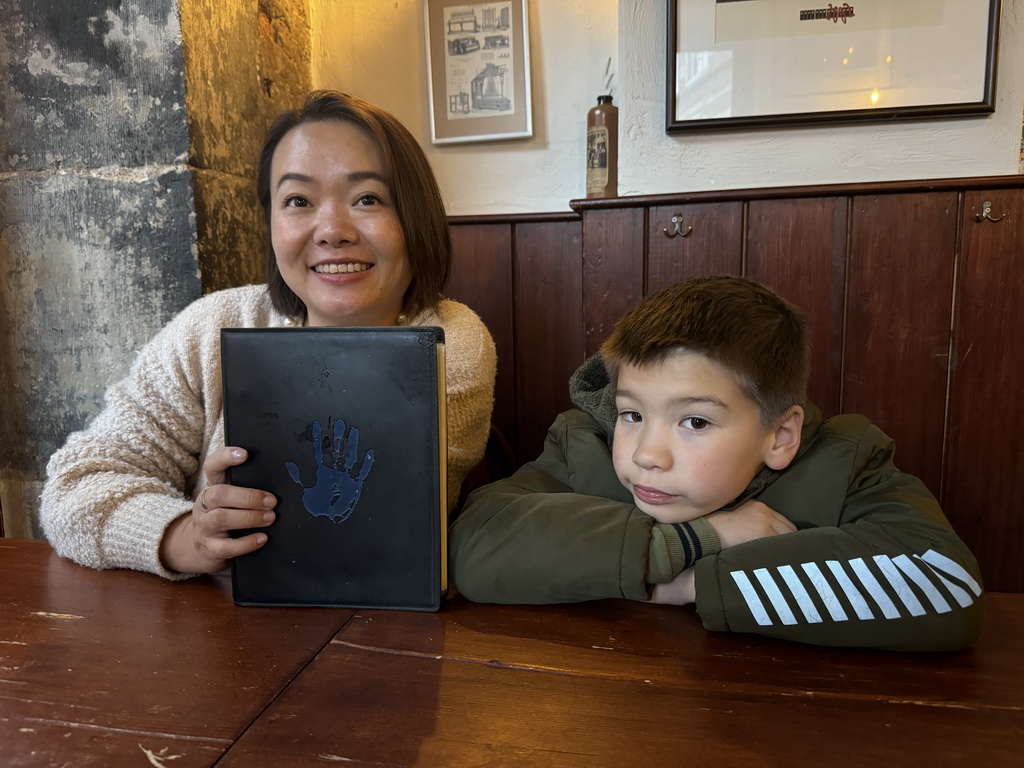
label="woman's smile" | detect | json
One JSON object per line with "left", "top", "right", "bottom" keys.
{"left": 312, "top": 262, "right": 371, "bottom": 275}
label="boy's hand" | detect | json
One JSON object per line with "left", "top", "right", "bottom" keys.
{"left": 650, "top": 568, "right": 696, "bottom": 605}
{"left": 706, "top": 499, "right": 796, "bottom": 549}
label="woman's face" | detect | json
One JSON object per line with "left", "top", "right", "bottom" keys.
{"left": 269, "top": 120, "right": 412, "bottom": 327}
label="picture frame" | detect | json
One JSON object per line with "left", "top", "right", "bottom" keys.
{"left": 424, "top": 0, "right": 533, "bottom": 144}
{"left": 667, "top": 0, "right": 1002, "bottom": 133}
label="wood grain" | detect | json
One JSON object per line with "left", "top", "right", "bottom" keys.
{"left": 0, "top": 539, "right": 354, "bottom": 767}
{"left": 5, "top": 540, "right": 1023, "bottom": 767}
{"left": 447, "top": 223, "right": 517, "bottom": 465}
{"left": 646, "top": 202, "right": 743, "bottom": 294}
{"left": 513, "top": 220, "right": 584, "bottom": 463}
{"left": 747, "top": 197, "right": 848, "bottom": 418}
{"left": 219, "top": 596, "right": 1024, "bottom": 767}
{"left": 944, "top": 188, "right": 1024, "bottom": 592}
{"left": 582, "top": 208, "right": 644, "bottom": 356}
{"left": 844, "top": 192, "right": 958, "bottom": 496}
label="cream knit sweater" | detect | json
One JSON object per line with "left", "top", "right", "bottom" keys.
{"left": 40, "top": 285, "right": 496, "bottom": 579}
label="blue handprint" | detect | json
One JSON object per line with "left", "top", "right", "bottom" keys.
{"left": 285, "top": 418, "right": 375, "bottom": 523}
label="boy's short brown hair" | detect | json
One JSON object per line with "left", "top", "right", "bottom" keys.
{"left": 600, "top": 275, "right": 810, "bottom": 430}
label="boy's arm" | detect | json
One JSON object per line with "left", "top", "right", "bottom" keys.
{"left": 449, "top": 410, "right": 720, "bottom": 603}
{"left": 692, "top": 419, "right": 983, "bottom": 652}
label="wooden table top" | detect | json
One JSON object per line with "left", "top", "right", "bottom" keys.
{"left": 0, "top": 538, "right": 354, "bottom": 767}
{"left": 3, "top": 538, "right": 1022, "bottom": 767}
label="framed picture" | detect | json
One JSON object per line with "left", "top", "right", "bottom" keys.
{"left": 424, "top": 0, "right": 533, "bottom": 144}
{"left": 667, "top": 0, "right": 1002, "bottom": 132}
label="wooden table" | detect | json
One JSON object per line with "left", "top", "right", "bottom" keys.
{"left": 3, "top": 539, "right": 1022, "bottom": 767}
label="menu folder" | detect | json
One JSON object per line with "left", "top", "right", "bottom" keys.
{"left": 221, "top": 326, "right": 447, "bottom": 611}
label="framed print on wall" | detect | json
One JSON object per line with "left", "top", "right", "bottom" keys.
{"left": 667, "top": 0, "right": 1002, "bottom": 132}
{"left": 424, "top": 0, "right": 533, "bottom": 144}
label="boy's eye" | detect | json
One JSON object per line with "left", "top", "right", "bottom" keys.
{"left": 618, "top": 410, "right": 642, "bottom": 424}
{"left": 682, "top": 416, "right": 710, "bottom": 431}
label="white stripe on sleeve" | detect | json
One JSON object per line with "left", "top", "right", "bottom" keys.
{"left": 893, "top": 554, "right": 952, "bottom": 613}
{"left": 919, "top": 550, "right": 983, "bottom": 597}
{"left": 849, "top": 557, "right": 901, "bottom": 619}
{"left": 730, "top": 570, "right": 773, "bottom": 626}
{"left": 825, "top": 560, "right": 874, "bottom": 620}
{"left": 914, "top": 555, "right": 975, "bottom": 608}
{"left": 874, "top": 555, "right": 926, "bottom": 616}
{"left": 778, "top": 565, "right": 823, "bottom": 623}
{"left": 753, "top": 568, "right": 797, "bottom": 625}
{"left": 801, "top": 562, "right": 849, "bottom": 622}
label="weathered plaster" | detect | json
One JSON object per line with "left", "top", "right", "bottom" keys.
{"left": 1, "top": 1, "right": 314, "bottom": 537}
{"left": 0, "top": 1, "right": 200, "bottom": 536}
{"left": 0, "top": 0, "right": 189, "bottom": 171}
{"left": 0, "top": 170, "right": 200, "bottom": 536}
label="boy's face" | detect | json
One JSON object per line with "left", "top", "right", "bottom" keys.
{"left": 611, "top": 351, "right": 779, "bottom": 524}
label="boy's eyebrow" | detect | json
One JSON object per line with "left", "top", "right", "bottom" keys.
{"left": 615, "top": 389, "right": 730, "bottom": 410}
{"left": 275, "top": 170, "right": 387, "bottom": 190}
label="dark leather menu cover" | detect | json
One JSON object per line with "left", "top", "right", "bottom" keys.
{"left": 221, "top": 327, "right": 447, "bottom": 610}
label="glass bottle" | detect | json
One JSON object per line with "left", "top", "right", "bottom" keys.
{"left": 586, "top": 95, "right": 618, "bottom": 199}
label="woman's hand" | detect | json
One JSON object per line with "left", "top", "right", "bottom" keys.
{"left": 705, "top": 499, "right": 796, "bottom": 550}
{"left": 159, "top": 447, "right": 277, "bottom": 574}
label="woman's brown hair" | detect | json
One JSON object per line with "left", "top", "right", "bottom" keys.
{"left": 258, "top": 90, "right": 451, "bottom": 320}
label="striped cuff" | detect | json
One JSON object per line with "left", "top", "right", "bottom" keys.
{"left": 651, "top": 518, "right": 721, "bottom": 581}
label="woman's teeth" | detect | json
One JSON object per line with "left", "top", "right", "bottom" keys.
{"left": 314, "top": 263, "right": 369, "bottom": 274}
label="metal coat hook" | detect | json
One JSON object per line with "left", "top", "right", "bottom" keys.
{"left": 975, "top": 200, "right": 1008, "bottom": 223}
{"left": 663, "top": 214, "right": 693, "bottom": 238}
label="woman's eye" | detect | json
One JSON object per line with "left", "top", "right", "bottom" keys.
{"left": 356, "top": 194, "right": 381, "bottom": 206}
{"left": 284, "top": 195, "right": 310, "bottom": 208}
{"left": 618, "top": 410, "right": 642, "bottom": 424}
{"left": 682, "top": 416, "right": 710, "bottom": 431}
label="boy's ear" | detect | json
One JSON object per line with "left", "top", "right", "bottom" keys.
{"left": 764, "top": 405, "right": 804, "bottom": 471}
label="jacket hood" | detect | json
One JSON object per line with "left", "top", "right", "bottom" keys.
{"left": 567, "top": 353, "right": 823, "bottom": 503}
{"left": 569, "top": 353, "right": 620, "bottom": 435}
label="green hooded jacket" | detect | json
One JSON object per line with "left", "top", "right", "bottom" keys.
{"left": 450, "top": 354, "right": 982, "bottom": 652}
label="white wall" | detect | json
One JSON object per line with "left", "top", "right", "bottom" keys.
{"left": 313, "top": 0, "right": 1024, "bottom": 216}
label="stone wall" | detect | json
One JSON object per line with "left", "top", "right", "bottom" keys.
{"left": 0, "top": 0, "right": 310, "bottom": 537}
{"left": 182, "top": 0, "right": 311, "bottom": 291}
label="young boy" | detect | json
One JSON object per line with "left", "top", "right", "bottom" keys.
{"left": 450, "top": 276, "right": 982, "bottom": 651}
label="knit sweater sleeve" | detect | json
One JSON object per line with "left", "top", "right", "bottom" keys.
{"left": 420, "top": 300, "right": 496, "bottom": 510}
{"left": 39, "top": 286, "right": 271, "bottom": 579}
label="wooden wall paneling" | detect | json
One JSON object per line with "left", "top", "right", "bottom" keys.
{"left": 746, "top": 197, "right": 848, "bottom": 418}
{"left": 844, "top": 192, "right": 958, "bottom": 497}
{"left": 513, "top": 220, "right": 584, "bottom": 464}
{"left": 646, "top": 202, "right": 743, "bottom": 295}
{"left": 581, "top": 209, "right": 645, "bottom": 356}
{"left": 943, "top": 189, "right": 1024, "bottom": 592}
{"left": 447, "top": 223, "right": 517, "bottom": 463}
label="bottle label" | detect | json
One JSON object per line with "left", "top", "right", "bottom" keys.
{"left": 587, "top": 126, "right": 609, "bottom": 193}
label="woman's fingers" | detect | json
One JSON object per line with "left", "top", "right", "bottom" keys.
{"left": 202, "top": 446, "right": 249, "bottom": 486}
{"left": 194, "top": 483, "right": 276, "bottom": 518}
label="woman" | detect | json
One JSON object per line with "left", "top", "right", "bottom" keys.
{"left": 40, "top": 91, "right": 496, "bottom": 578}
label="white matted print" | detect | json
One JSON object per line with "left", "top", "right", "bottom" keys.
{"left": 667, "top": 0, "right": 1001, "bottom": 132}
{"left": 425, "top": 0, "right": 533, "bottom": 144}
